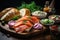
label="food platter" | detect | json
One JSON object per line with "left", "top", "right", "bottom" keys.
{"left": 0, "top": 1, "right": 47, "bottom": 37}
{"left": 0, "top": 0, "right": 60, "bottom": 38}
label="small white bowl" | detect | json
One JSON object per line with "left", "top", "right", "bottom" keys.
{"left": 32, "top": 11, "right": 47, "bottom": 18}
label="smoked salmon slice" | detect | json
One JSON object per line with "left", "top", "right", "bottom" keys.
{"left": 15, "top": 25, "right": 29, "bottom": 32}
{"left": 16, "top": 16, "right": 39, "bottom": 24}
{"left": 31, "top": 16, "right": 39, "bottom": 24}
{"left": 13, "top": 21, "right": 23, "bottom": 28}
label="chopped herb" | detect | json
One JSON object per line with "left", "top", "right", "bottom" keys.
{"left": 27, "top": 16, "right": 31, "bottom": 19}
{"left": 12, "top": 16, "right": 21, "bottom": 20}
{"left": 23, "top": 20, "right": 27, "bottom": 24}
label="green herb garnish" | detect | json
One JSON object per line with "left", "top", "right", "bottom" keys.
{"left": 12, "top": 16, "right": 21, "bottom": 20}
{"left": 17, "top": 1, "right": 42, "bottom": 12}
{"left": 23, "top": 20, "right": 27, "bottom": 24}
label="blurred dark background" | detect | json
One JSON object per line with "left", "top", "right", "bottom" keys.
{"left": 0, "top": 0, "right": 59, "bottom": 14}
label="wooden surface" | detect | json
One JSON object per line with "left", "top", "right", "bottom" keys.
{"left": 0, "top": 32, "right": 53, "bottom": 40}
{"left": 0, "top": 29, "right": 57, "bottom": 40}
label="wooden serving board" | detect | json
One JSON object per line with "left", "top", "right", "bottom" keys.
{"left": 0, "top": 22, "right": 46, "bottom": 38}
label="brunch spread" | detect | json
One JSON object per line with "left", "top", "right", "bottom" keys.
{"left": 0, "top": 1, "right": 59, "bottom": 35}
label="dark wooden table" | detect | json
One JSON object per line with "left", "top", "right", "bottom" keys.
{"left": 0, "top": 29, "right": 58, "bottom": 40}
{"left": 0, "top": 32, "right": 51, "bottom": 40}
